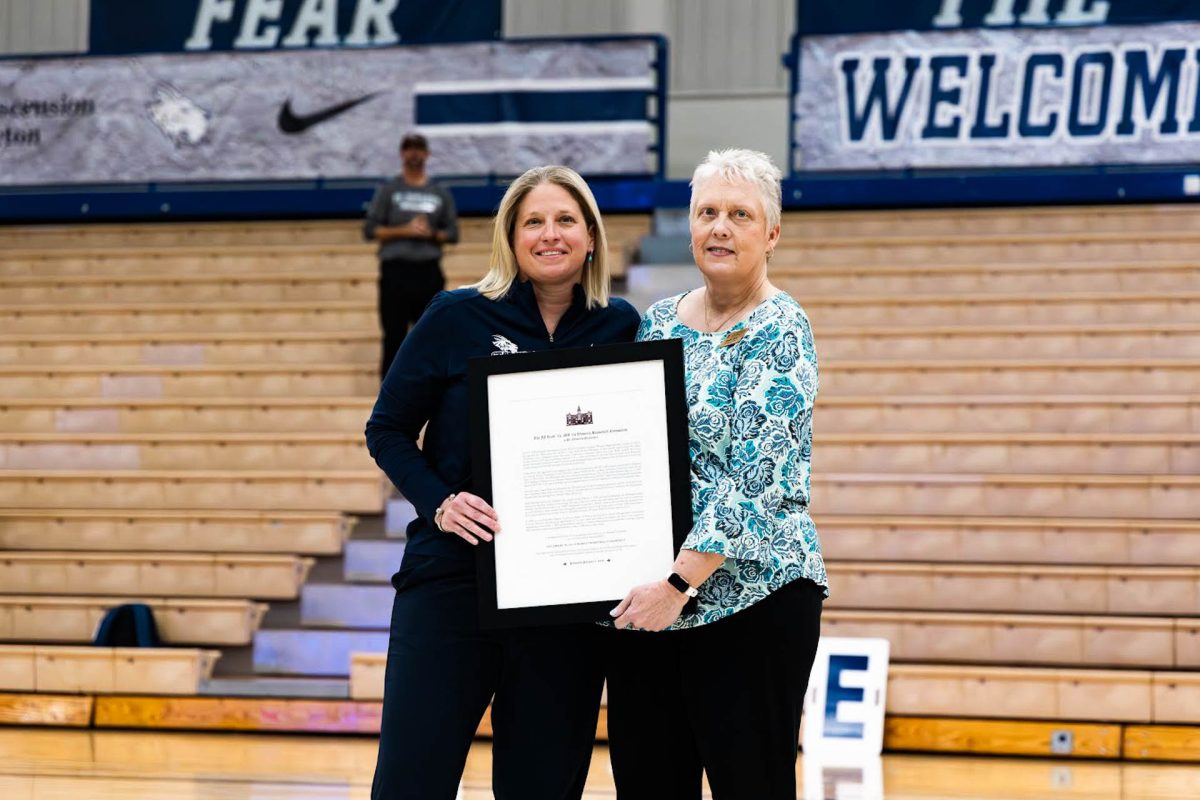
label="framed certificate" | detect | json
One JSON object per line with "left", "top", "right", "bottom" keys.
{"left": 468, "top": 339, "right": 691, "bottom": 628}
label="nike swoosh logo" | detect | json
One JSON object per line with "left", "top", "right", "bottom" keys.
{"left": 277, "top": 92, "right": 379, "bottom": 134}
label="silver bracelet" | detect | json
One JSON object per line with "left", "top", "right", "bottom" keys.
{"left": 433, "top": 493, "right": 457, "bottom": 532}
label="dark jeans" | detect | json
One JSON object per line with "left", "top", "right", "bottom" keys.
{"left": 371, "top": 554, "right": 605, "bottom": 800}
{"left": 379, "top": 257, "right": 444, "bottom": 378}
{"left": 606, "top": 578, "right": 825, "bottom": 800}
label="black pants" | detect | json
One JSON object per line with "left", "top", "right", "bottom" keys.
{"left": 371, "top": 554, "right": 605, "bottom": 800}
{"left": 606, "top": 578, "right": 824, "bottom": 800}
{"left": 379, "top": 258, "right": 444, "bottom": 378}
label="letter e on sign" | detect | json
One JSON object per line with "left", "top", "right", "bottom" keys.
{"left": 803, "top": 637, "right": 890, "bottom": 760}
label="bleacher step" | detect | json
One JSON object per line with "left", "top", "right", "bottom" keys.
{"left": 0, "top": 508, "right": 351, "bottom": 555}
{"left": 816, "top": 515, "right": 1200, "bottom": 565}
{"left": 384, "top": 498, "right": 417, "bottom": 537}
{"left": 343, "top": 540, "right": 405, "bottom": 583}
{"left": 301, "top": 584, "right": 392, "bottom": 628}
{"left": 815, "top": 473, "right": 1199, "bottom": 519}
{"left": 200, "top": 676, "right": 350, "bottom": 700}
{"left": 0, "top": 469, "right": 386, "bottom": 512}
{"left": 253, "top": 629, "right": 388, "bottom": 677}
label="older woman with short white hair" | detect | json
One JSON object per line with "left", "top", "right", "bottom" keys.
{"left": 607, "top": 149, "right": 827, "bottom": 799}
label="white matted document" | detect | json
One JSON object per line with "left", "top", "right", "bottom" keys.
{"left": 468, "top": 340, "right": 691, "bottom": 628}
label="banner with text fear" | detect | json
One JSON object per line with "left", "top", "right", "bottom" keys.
{"left": 89, "top": 0, "right": 500, "bottom": 55}
{"left": 792, "top": 20, "right": 1200, "bottom": 171}
{"left": 0, "top": 40, "right": 660, "bottom": 186}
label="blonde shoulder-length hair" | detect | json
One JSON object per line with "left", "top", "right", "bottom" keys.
{"left": 472, "top": 165, "right": 612, "bottom": 308}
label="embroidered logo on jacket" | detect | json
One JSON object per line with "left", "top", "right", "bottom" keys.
{"left": 491, "top": 335, "right": 521, "bottom": 356}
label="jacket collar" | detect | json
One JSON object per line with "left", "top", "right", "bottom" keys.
{"left": 505, "top": 279, "right": 588, "bottom": 321}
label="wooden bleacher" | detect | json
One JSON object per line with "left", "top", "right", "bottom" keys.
{"left": 1, "top": 205, "right": 1199, "bottom": 759}
{"left": 0, "top": 432, "right": 376, "bottom": 470}
{"left": 0, "top": 300, "right": 377, "bottom": 335}
{"left": 781, "top": 203, "right": 1200, "bottom": 236}
{"left": 0, "top": 645, "right": 218, "bottom": 695}
{"left": 775, "top": 206, "right": 1197, "bottom": 746}
{"left": 777, "top": 263, "right": 1200, "bottom": 294}
{"left": 815, "top": 432, "right": 1200, "bottom": 474}
{"left": 0, "top": 398, "right": 374, "bottom": 435}
{"left": 822, "top": 610, "right": 1192, "bottom": 667}
{"left": 0, "top": 213, "right": 650, "bottom": 249}
{"left": 0, "top": 213, "right": 649, "bottom": 283}
{"left": 0, "top": 469, "right": 384, "bottom": 511}
{"left": 770, "top": 231, "right": 1200, "bottom": 266}
{"left": 0, "top": 509, "right": 350, "bottom": 554}
{"left": 813, "top": 473, "right": 1196, "bottom": 518}
{"left": 0, "top": 331, "right": 378, "bottom": 365}
{"left": 824, "top": 563, "right": 1200, "bottom": 615}
{"left": 0, "top": 553, "right": 312, "bottom": 599}
{"left": 0, "top": 272, "right": 377, "bottom": 304}
{"left": 0, "top": 220, "right": 364, "bottom": 249}
{"left": 3, "top": 323, "right": 1196, "bottom": 364}
{"left": 813, "top": 323, "right": 1200, "bottom": 359}
{"left": 817, "top": 359, "right": 1197, "bottom": 394}
{"left": 339, "top": 205, "right": 1200, "bottom": 752}
{"left": 346, "top": 652, "right": 1200, "bottom": 725}
{"left": 0, "top": 363, "right": 377, "bottom": 397}
{"left": 0, "top": 245, "right": 375, "bottom": 277}
{"left": 816, "top": 515, "right": 1200, "bottom": 564}
{"left": 815, "top": 395, "right": 1200, "bottom": 434}
{"left": 779, "top": 289, "right": 1200, "bottom": 324}
{"left": 0, "top": 596, "right": 266, "bottom": 645}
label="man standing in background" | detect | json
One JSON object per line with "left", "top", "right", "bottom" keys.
{"left": 364, "top": 133, "right": 459, "bottom": 377}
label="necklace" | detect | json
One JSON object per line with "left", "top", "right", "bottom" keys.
{"left": 703, "top": 281, "right": 767, "bottom": 333}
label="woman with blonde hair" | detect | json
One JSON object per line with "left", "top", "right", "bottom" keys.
{"left": 365, "top": 165, "right": 640, "bottom": 799}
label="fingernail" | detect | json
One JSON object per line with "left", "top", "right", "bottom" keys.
{"left": 609, "top": 608, "right": 619, "bottom": 617}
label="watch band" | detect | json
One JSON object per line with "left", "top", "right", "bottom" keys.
{"left": 667, "top": 572, "right": 699, "bottom": 598}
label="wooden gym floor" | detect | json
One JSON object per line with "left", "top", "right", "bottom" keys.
{"left": 2, "top": 728, "right": 1198, "bottom": 799}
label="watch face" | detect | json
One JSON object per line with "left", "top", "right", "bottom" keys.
{"left": 668, "top": 573, "right": 693, "bottom": 596}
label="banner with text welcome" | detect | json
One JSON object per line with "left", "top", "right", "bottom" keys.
{"left": 795, "top": 0, "right": 1200, "bottom": 36}
{"left": 793, "top": 20, "right": 1200, "bottom": 171}
{"left": 0, "top": 40, "right": 660, "bottom": 186}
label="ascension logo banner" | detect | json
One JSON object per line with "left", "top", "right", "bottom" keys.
{"left": 0, "top": 39, "right": 660, "bottom": 187}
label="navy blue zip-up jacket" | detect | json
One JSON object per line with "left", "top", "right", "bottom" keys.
{"left": 365, "top": 280, "right": 641, "bottom": 564}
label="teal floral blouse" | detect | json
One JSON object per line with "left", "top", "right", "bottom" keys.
{"left": 637, "top": 291, "right": 828, "bottom": 629}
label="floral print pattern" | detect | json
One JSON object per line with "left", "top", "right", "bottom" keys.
{"left": 637, "top": 291, "right": 828, "bottom": 629}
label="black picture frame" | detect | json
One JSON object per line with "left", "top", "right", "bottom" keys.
{"left": 467, "top": 339, "right": 691, "bottom": 629}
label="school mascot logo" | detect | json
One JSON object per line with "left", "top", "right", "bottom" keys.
{"left": 491, "top": 335, "right": 521, "bottom": 356}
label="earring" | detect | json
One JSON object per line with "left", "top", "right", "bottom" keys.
{"left": 587, "top": 251, "right": 594, "bottom": 265}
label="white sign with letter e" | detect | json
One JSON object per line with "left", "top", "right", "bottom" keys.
{"left": 803, "top": 637, "right": 890, "bottom": 761}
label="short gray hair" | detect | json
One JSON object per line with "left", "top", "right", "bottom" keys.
{"left": 689, "top": 148, "right": 783, "bottom": 232}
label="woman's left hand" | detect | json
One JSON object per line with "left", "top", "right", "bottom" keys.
{"left": 610, "top": 580, "right": 688, "bottom": 632}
